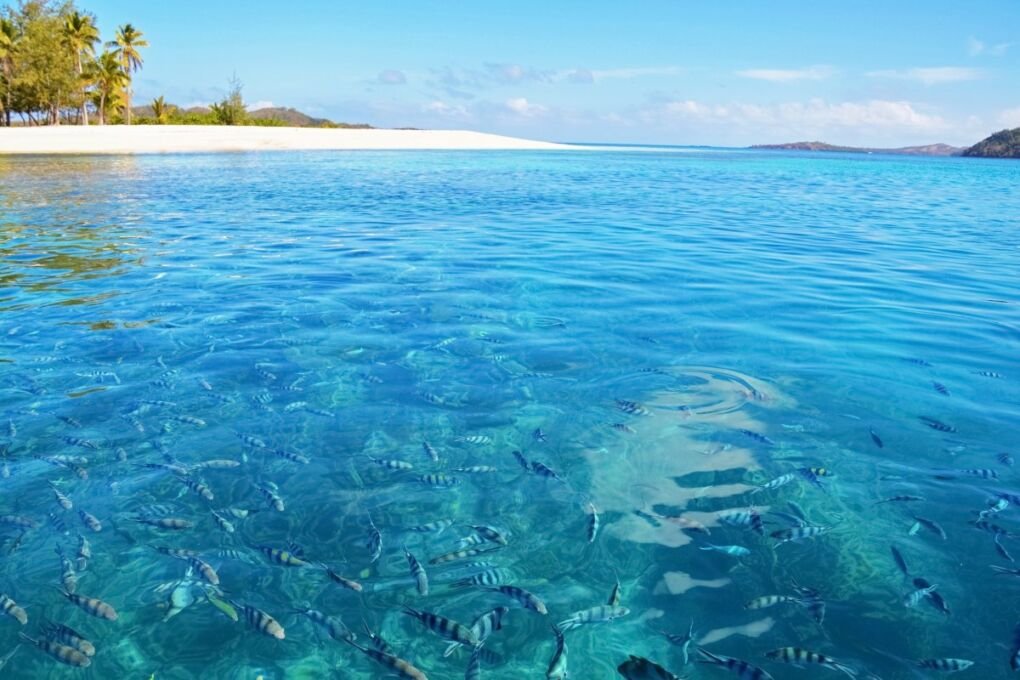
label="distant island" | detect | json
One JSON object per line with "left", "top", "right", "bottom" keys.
{"left": 752, "top": 129, "right": 1020, "bottom": 159}
{"left": 961, "top": 128, "right": 1020, "bottom": 158}
{"left": 750, "top": 141, "right": 963, "bottom": 156}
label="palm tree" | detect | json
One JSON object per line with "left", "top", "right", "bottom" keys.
{"left": 0, "top": 17, "right": 16, "bottom": 128}
{"left": 107, "top": 24, "right": 147, "bottom": 125}
{"left": 151, "top": 95, "right": 172, "bottom": 124}
{"left": 62, "top": 12, "right": 100, "bottom": 125}
{"left": 90, "top": 50, "right": 128, "bottom": 126}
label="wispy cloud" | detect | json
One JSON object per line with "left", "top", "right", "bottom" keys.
{"left": 377, "top": 69, "right": 407, "bottom": 85}
{"left": 866, "top": 67, "right": 983, "bottom": 85}
{"left": 968, "top": 37, "right": 1011, "bottom": 57}
{"left": 647, "top": 98, "right": 949, "bottom": 134}
{"left": 736, "top": 66, "right": 835, "bottom": 82}
{"left": 503, "top": 97, "right": 547, "bottom": 118}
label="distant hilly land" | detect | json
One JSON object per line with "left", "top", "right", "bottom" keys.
{"left": 752, "top": 128, "right": 1020, "bottom": 158}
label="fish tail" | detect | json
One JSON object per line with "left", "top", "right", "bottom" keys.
{"left": 696, "top": 648, "right": 726, "bottom": 666}
{"left": 831, "top": 662, "right": 858, "bottom": 679}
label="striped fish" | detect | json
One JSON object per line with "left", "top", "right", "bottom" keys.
{"left": 904, "top": 583, "right": 938, "bottom": 608}
{"left": 531, "top": 460, "right": 562, "bottom": 480}
{"left": 444, "top": 606, "right": 509, "bottom": 657}
{"left": 343, "top": 638, "right": 427, "bottom": 680}
{"left": 453, "top": 465, "right": 498, "bottom": 473}
{"left": 764, "top": 647, "right": 856, "bottom": 678}
{"left": 136, "top": 517, "right": 194, "bottom": 530}
{"left": 56, "top": 545, "right": 77, "bottom": 593}
{"left": 236, "top": 432, "right": 268, "bottom": 448}
{"left": 751, "top": 472, "right": 797, "bottom": 493}
{"left": 422, "top": 440, "right": 440, "bottom": 462}
{"left": 272, "top": 449, "right": 310, "bottom": 465}
{"left": 0, "top": 593, "right": 27, "bottom": 624}
{"left": 258, "top": 545, "right": 309, "bottom": 567}
{"left": 655, "top": 620, "right": 696, "bottom": 666}
{"left": 41, "top": 622, "right": 95, "bottom": 657}
{"left": 408, "top": 519, "right": 453, "bottom": 534}
{"left": 49, "top": 483, "right": 73, "bottom": 511}
{"left": 484, "top": 585, "right": 548, "bottom": 614}
{"left": 556, "top": 605, "right": 629, "bottom": 632}
{"left": 322, "top": 565, "right": 364, "bottom": 592}
{"left": 451, "top": 568, "right": 512, "bottom": 588}
{"left": 18, "top": 633, "right": 90, "bottom": 668}
{"left": 403, "top": 607, "right": 478, "bottom": 645}
{"left": 404, "top": 546, "right": 429, "bottom": 596}
{"left": 916, "top": 658, "right": 973, "bottom": 672}
{"left": 366, "top": 521, "right": 382, "bottom": 562}
{"left": 211, "top": 510, "right": 235, "bottom": 534}
{"left": 295, "top": 608, "right": 354, "bottom": 642}
{"left": 233, "top": 601, "right": 285, "bottom": 639}
{"left": 546, "top": 624, "right": 568, "bottom": 678}
{"left": 912, "top": 515, "right": 947, "bottom": 540}
{"left": 616, "top": 399, "right": 652, "bottom": 416}
{"left": 456, "top": 435, "right": 492, "bottom": 445}
{"left": 256, "top": 483, "right": 284, "bottom": 511}
{"left": 78, "top": 510, "right": 102, "bottom": 533}
{"left": 180, "top": 477, "right": 215, "bottom": 501}
{"left": 698, "top": 649, "right": 774, "bottom": 679}
{"left": 618, "top": 655, "right": 680, "bottom": 680}
{"left": 919, "top": 416, "right": 957, "bottom": 433}
{"left": 430, "top": 546, "right": 500, "bottom": 565}
{"left": 190, "top": 459, "right": 241, "bottom": 471}
{"left": 913, "top": 577, "right": 950, "bottom": 615}
{"left": 60, "top": 591, "right": 118, "bottom": 620}
{"left": 744, "top": 595, "right": 801, "bottom": 610}
{"left": 587, "top": 503, "right": 600, "bottom": 543}
{"left": 471, "top": 524, "right": 509, "bottom": 546}
{"left": 420, "top": 473, "right": 460, "bottom": 488}
{"left": 370, "top": 457, "right": 413, "bottom": 470}
{"left": 718, "top": 509, "right": 764, "bottom": 535}
{"left": 699, "top": 543, "right": 750, "bottom": 557}
{"left": 771, "top": 525, "right": 829, "bottom": 546}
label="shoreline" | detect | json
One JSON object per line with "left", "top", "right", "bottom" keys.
{"left": 0, "top": 125, "right": 578, "bottom": 155}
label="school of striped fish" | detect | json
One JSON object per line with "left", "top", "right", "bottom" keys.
{"left": 2, "top": 316, "right": 1016, "bottom": 679}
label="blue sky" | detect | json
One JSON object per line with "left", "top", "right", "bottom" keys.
{"left": 86, "top": 0, "right": 1019, "bottom": 146}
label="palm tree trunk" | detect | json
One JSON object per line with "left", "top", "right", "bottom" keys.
{"left": 125, "top": 87, "right": 132, "bottom": 125}
{"left": 98, "top": 93, "right": 105, "bottom": 125}
{"left": 76, "top": 53, "right": 88, "bottom": 126}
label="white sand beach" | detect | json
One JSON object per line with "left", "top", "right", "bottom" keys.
{"left": 0, "top": 125, "right": 575, "bottom": 155}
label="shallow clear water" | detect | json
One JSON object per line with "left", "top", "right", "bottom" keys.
{"left": 1, "top": 149, "right": 1019, "bottom": 679}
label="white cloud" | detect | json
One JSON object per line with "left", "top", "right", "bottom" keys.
{"left": 969, "top": 37, "right": 1011, "bottom": 57}
{"left": 378, "top": 69, "right": 407, "bottom": 85}
{"left": 736, "top": 66, "right": 835, "bottom": 82}
{"left": 650, "top": 98, "right": 949, "bottom": 134}
{"left": 590, "top": 66, "right": 683, "bottom": 80}
{"left": 504, "top": 97, "right": 547, "bottom": 118}
{"left": 998, "top": 107, "right": 1020, "bottom": 128}
{"left": 866, "top": 67, "right": 983, "bottom": 85}
{"left": 247, "top": 100, "right": 275, "bottom": 111}
{"left": 422, "top": 100, "right": 472, "bottom": 119}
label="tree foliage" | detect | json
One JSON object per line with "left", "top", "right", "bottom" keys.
{"left": 209, "top": 75, "right": 246, "bottom": 126}
{"left": 0, "top": 0, "right": 144, "bottom": 125}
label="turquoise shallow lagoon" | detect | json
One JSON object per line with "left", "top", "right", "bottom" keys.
{"left": 1, "top": 149, "right": 1019, "bottom": 678}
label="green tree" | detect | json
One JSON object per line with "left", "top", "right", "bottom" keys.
{"left": 210, "top": 75, "right": 246, "bottom": 125}
{"left": 9, "top": 1, "right": 78, "bottom": 125}
{"left": 150, "top": 94, "right": 173, "bottom": 123}
{"left": 0, "top": 16, "right": 16, "bottom": 126}
{"left": 61, "top": 10, "right": 98, "bottom": 125}
{"left": 107, "top": 22, "right": 146, "bottom": 124}
{"left": 88, "top": 48, "right": 126, "bottom": 125}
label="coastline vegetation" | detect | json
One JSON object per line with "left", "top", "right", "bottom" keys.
{"left": 0, "top": 0, "right": 370, "bottom": 129}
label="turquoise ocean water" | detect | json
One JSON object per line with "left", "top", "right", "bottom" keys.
{"left": 0, "top": 149, "right": 1019, "bottom": 679}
